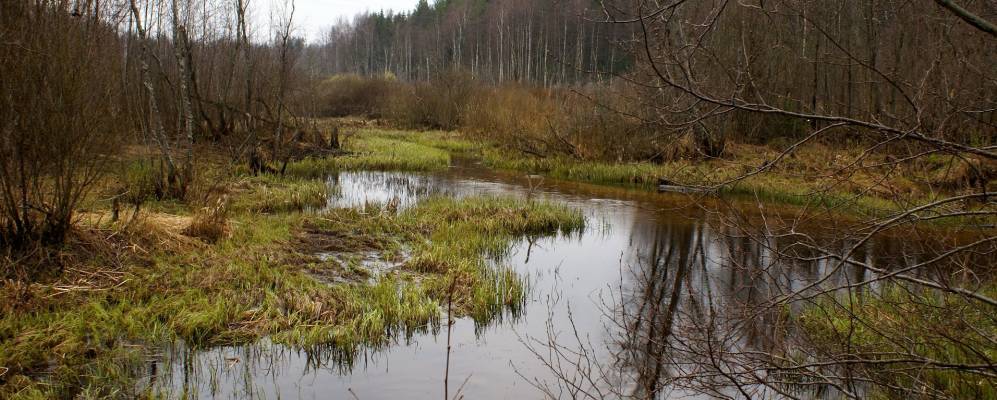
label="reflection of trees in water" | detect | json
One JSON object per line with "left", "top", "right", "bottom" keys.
{"left": 519, "top": 218, "right": 720, "bottom": 399}
{"left": 613, "top": 218, "right": 782, "bottom": 399}
{"left": 327, "top": 171, "right": 460, "bottom": 210}
{"left": 149, "top": 339, "right": 390, "bottom": 398}
{"left": 530, "top": 206, "right": 995, "bottom": 399}
{"left": 616, "top": 221, "right": 697, "bottom": 399}
{"left": 149, "top": 172, "right": 993, "bottom": 399}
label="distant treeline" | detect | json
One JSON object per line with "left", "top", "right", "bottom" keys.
{"left": 308, "top": 0, "right": 996, "bottom": 149}
{"left": 309, "top": 0, "right": 635, "bottom": 84}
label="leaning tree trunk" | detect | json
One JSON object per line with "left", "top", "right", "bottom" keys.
{"left": 129, "top": 0, "right": 178, "bottom": 196}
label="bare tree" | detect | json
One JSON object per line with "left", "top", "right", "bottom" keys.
{"left": 170, "top": 0, "right": 196, "bottom": 192}
{"left": 129, "top": 0, "right": 183, "bottom": 197}
{"left": 0, "top": 1, "right": 127, "bottom": 252}
{"left": 271, "top": 0, "right": 297, "bottom": 174}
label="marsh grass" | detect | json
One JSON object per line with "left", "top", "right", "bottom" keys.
{"left": 0, "top": 139, "right": 583, "bottom": 399}
{"left": 328, "top": 127, "right": 984, "bottom": 221}
{"left": 310, "top": 196, "right": 584, "bottom": 321}
{"left": 229, "top": 175, "right": 329, "bottom": 214}
{"left": 12, "top": 125, "right": 959, "bottom": 398}
{"left": 404, "top": 196, "right": 583, "bottom": 320}
{"left": 286, "top": 130, "right": 460, "bottom": 178}
{"left": 368, "top": 129, "right": 482, "bottom": 153}
{"left": 183, "top": 196, "right": 230, "bottom": 243}
{"left": 796, "top": 285, "right": 997, "bottom": 399}
{"left": 481, "top": 146, "right": 921, "bottom": 216}
{"left": 115, "top": 158, "right": 163, "bottom": 204}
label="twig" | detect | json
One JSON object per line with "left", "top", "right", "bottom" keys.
{"left": 444, "top": 275, "right": 457, "bottom": 400}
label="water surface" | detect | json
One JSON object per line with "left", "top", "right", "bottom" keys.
{"left": 149, "top": 160, "right": 942, "bottom": 399}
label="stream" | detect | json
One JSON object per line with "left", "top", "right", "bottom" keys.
{"left": 147, "top": 158, "right": 932, "bottom": 399}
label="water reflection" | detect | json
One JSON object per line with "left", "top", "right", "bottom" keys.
{"left": 147, "top": 164, "right": 979, "bottom": 399}
{"left": 325, "top": 171, "right": 457, "bottom": 210}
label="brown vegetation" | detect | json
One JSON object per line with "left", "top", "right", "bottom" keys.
{"left": 0, "top": 2, "right": 126, "bottom": 249}
{"left": 183, "top": 196, "right": 230, "bottom": 243}
{"left": 0, "top": 0, "right": 330, "bottom": 257}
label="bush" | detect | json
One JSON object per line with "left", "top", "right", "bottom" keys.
{"left": 0, "top": 3, "right": 126, "bottom": 249}
{"left": 386, "top": 70, "right": 475, "bottom": 130}
{"left": 315, "top": 73, "right": 398, "bottom": 117}
{"left": 462, "top": 83, "right": 665, "bottom": 162}
{"left": 311, "top": 74, "right": 710, "bottom": 163}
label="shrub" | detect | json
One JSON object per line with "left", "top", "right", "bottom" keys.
{"left": 311, "top": 74, "right": 714, "bottom": 163}
{"left": 314, "top": 73, "right": 398, "bottom": 117}
{"left": 0, "top": 3, "right": 126, "bottom": 249}
{"left": 462, "top": 83, "right": 665, "bottom": 162}
{"left": 386, "top": 70, "right": 475, "bottom": 130}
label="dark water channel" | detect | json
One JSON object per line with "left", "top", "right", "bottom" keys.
{"left": 147, "top": 159, "right": 936, "bottom": 399}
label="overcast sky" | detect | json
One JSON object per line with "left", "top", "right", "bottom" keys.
{"left": 284, "top": 0, "right": 419, "bottom": 42}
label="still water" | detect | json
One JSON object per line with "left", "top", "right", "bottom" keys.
{"left": 148, "top": 159, "right": 924, "bottom": 399}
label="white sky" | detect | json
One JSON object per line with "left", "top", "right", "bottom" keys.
{"left": 285, "top": 0, "right": 420, "bottom": 42}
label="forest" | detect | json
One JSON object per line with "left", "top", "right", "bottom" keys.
{"left": 314, "top": 0, "right": 634, "bottom": 83}
{"left": 1, "top": 0, "right": 995, "bottom": 399}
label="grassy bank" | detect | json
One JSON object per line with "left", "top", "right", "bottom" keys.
{"left": 480, "top": 143, "right": 989, "bottom": 217}
{"left": 283, "top": 121, "right": 983, "bottom": 220}
{"left": 796, "top": 285, "right": 997, "bottom": 399}
{"left": 284, "top": 128, "right": 476, "bottom": 178}
{"left": 0, "top": 129, "right": 581, "bottom": 398}
{"left": 290, "top": 123, "right": 984, "bottom": 220}
{"left": 1, "top": 125, "right": 989, "bottom": 398}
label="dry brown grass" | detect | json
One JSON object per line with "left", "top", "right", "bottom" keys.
{"left": 926, "top": 157, "right": 997, "bottom": 192}
{"left": 0, "top": 209, "right": 206, "bottom": 314}
{"left": 183, "top": 196, "right": 230, "bottom": 243}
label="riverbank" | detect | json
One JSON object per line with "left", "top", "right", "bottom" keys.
{"left": 0, "top": 130, "right": 582, "bottom": 398}
{"left": 322, "top": 122, "right": 991, "bottom": 221}
{"left": 483, "top": 143, "right": 995, "bottom": 221}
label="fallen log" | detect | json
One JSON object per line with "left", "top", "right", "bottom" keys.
{"left": 657, "top": 178, "right": 716, "bottom": 194}
{"left": 658, "top": 184, "right": 715, "bottom": 194}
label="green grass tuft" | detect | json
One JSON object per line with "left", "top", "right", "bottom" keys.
{"left": 286, "top": 130, "right": 456, "bottom": 178}
{"left": 230, "top": 175, "right": 330, "bottom": 214}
